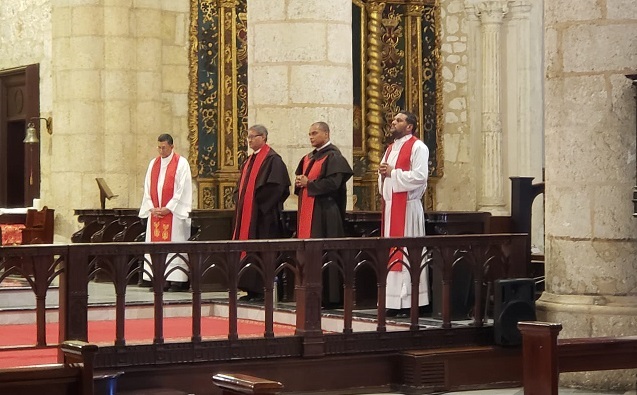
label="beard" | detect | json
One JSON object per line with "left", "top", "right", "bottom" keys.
{"left": 391, "top": 129, "right": 402, "bottom": 140}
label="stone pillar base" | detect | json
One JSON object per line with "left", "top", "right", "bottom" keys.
{"left": 536, "top": 292, "right": 637, "bottom": 390}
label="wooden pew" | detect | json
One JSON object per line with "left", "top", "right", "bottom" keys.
{"left": 213, "top": 373, "right": 283, "bottom": 395}
{"left": 518, "top": 321, "right": 637, "bottom": 395}
{"left": 0, "top": 340, "right": 98, "bottom": 395}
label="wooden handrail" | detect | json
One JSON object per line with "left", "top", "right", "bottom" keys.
{"left": 0, "top": 234, "right": 527, "bottom": 368}
{"left": 213, "top": 373, "right": 283, "bottom": 394}
{"left": 0, "top": 340, "right": 97, "bottom": 395}
{"left": 518, "top": 321, "right": 637, "bottom": 395}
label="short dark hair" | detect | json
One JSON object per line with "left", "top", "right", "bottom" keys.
{"left": 312, "top": 121, "right": 330, "bottom": 133}
{"left": 248, "top": 124, "right": 269, "bottom": 141}
{"left": 398, "top": 111, "right": 418, "bottom": 133}
{"left": 158, "top": 134, "right": 174, "bottom": 145}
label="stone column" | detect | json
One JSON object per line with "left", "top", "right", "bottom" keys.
{"left": 247, "top": 0, "right": 353, "bottom": 210}
{"left": 476, "top": 1, "right": 507, "bottom": 214}
{"left": 506, "top": 1, "right": 532, "bottom": 176}
{"left": 506, "top": 0, "right": 544, "bottom": 251}
{"left": 538, "top": 0, "right": 637, "bottom": 389}
{"left": 51, "top": 1, "right": 106, "bottom": 240}
{"left": 104, "top": 1, "right": 135, "bottom": 207}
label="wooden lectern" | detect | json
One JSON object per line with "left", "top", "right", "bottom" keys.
{"left": 96, "top": 178, "right": 118, "bottom": 209}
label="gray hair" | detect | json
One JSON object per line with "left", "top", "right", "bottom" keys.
{"left": 248, "top": 124, "right": 268, "bottom": 140}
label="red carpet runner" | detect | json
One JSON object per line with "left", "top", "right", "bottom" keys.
{"left": 0, "top": 316, "right": 296, "bottom": 368}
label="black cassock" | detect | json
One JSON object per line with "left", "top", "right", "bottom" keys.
{"left": 295, "top": 144, "right": 353, "bottom": 305}
{"left": 294, "top": 144, "right": 353, "bottom": 238}
{"left": 233, "top": 147, "right": 290, "bottom": 294}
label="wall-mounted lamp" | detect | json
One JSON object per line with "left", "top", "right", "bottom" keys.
{"left": 23, "top": 117, "right": 53, "bottom": 144}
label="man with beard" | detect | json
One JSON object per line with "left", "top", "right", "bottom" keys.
{"left": 378, "top": 111, "right": 430, "bottom": 317}
{"left": 233, "top": 125, "right": 291, "bottom": 302}
{"left": 295, "top": 121, "right": 353, "bottom": 307}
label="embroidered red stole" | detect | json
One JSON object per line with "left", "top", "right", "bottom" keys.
{"left": 297, "top": 153, "right": 328, "bottom": 238}
{"left": 150, "top": 154, "right": 180, "bottom": 242}
{"left": 233, "top": 145, "right": 271, "bottom": 240}
{"left": 383, "top": 135, "right": 417, "bottom": 271}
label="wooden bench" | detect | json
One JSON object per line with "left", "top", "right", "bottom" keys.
{"left": 518, "top": 321, "right": 637, "bottom": 395}
{"left": 213, "top": 373, "right": 283, "bottom": 395}
{"left": 0, "top": 340, "right": 97, "bottom": 395}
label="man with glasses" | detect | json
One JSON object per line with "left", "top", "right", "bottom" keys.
{"left": 233, "top": 125, "right": 291, "bottom": 302}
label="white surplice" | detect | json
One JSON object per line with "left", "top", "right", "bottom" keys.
{"left": 378, "top": 134, "right": 430, "bottom": 309}
{"left": 139, "top": 152, "right": 193, "bottom": 282}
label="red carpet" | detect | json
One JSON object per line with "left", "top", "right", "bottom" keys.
{"left": 0, "top": 316, "right": 296, "bottom": 368}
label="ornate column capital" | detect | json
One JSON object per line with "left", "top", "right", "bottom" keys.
{"left": 366, "top": 1, "right": 386, "bottom": 13}
{"left": 508, "top": 0, "right": 532, "bottom": 19}
{"left": 477, "top": 1, "right": 508, "bottom": 24}
{"left": 407, "top": 4, "right": 426, "bottom": 17}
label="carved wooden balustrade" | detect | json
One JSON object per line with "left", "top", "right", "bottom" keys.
{"left": 0, "top": 234, "right": 526, "bottom": 369}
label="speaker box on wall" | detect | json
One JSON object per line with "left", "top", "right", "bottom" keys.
{"left": 493, "top": 278, "right": 537, "bottom": 346}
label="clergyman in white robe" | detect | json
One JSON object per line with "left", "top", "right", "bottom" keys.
{"left": 139, "top": 150, "right": 192, "bottom": 283}
{"left": 378, "top": 133, "right": 430, "bottom": 310}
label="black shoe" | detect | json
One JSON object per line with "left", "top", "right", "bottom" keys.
{"left": 148, "top": 282, "right": 171, "bottom": 292}
{"left": 386, "top": 309, "right": 400, "bottom": 317}
{"left": 167, "top": 281, "right": 190, "bottom": 292}
{"left": 321, "top": 302, "right": 343, "bottom": 310}
{"left": 139, "top": 279, "right": 152, "bottom": 288}
{"left": 238, "top": 292, "right": 263, "bottom": 302}
{"left": 418, "top": 304, "right": 432, "bottom": 317}
{"left": 396, "top": 308, "right": 410, "bottom": 318}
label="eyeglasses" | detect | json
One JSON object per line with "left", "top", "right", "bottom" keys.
{"left": 247, "top": 134, "right": 263, "bottom": 140}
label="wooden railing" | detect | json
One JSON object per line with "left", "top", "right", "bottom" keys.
{"left": 518, "top": 321, "right": 637, "bottom": 395}
{"left": 0, "top": 234, "right": 527, "bottom": 369}
{"left": 0, "top": 340, "right": 97, "bottom": 395}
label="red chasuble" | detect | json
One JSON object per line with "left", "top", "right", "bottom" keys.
{"left": 233, "top": 145, "right": 271, "bottom": 240}
{"left": 383, "top": 135, "right": 417, "bottom": 270}
{"left": 150, "top": 154, "right": 180, "bottom": 242}
{"left": 297, "top": 154, "right": 328, "bottom": 238}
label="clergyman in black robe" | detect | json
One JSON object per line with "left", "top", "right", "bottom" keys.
{"left": 233, "top": 125, "right": 291, "bottom": 301}
{"left": 294, "top": 121, "right": 353, "bottom": 306}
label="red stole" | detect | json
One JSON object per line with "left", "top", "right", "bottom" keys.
{"left": 297, "top": 153, "right": 328, "bottom": 238}
{"left": 383, "top": 135, "right": 417, "bottom": 271}
{"left": 150, "top": 154, "right": 180, "bottom": 242}
{"left": 233, "top": 145, "right": 271, "bottom": 240}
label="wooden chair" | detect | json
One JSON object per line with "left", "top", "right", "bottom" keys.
{"left": 21, "top": 206, "right": 54, "bottom": 244}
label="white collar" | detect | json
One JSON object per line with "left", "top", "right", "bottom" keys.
{"left": 316, "top": 141, "right": 332, "bottom": 151}
{"left": 161, "top": 151, "right": 174, "bottom": 163}
{"left": 396, "top": 134, "right": 413, "bottom": 143}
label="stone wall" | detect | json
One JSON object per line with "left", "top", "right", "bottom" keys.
{"left": 438, "top": 0, "right": 544, "bottom": 248}
{"left": 539, "top": 0, "right": 637, "bottom": 389}
{"left": 247, "top": 0, "right": 353, "bottom": 210}
{"left": 436, "top": 0, "right": 475, "bottom": 211}
{"left": 49, "top": 1, "right": 190, "bottom": 241}
{"left": 0, "top": 0, "right": 53, "bottom": 112}
{"left": 0, "top": 1, "right": 190, "bottom": 241}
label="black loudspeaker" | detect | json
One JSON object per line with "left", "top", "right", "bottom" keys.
{"left": 493, "top": 278, "right": 536, "bottom": 346}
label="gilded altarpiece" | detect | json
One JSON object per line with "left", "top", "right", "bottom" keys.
{"left": 189, "top": 0, "right": 248, "bottom": 209}
{"left": 189, "top": 0, "right": 441, "bottom": 210}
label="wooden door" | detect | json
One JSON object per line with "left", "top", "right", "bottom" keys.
{"left": 0, "top": 64, "right": 40, "bottom": 208}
